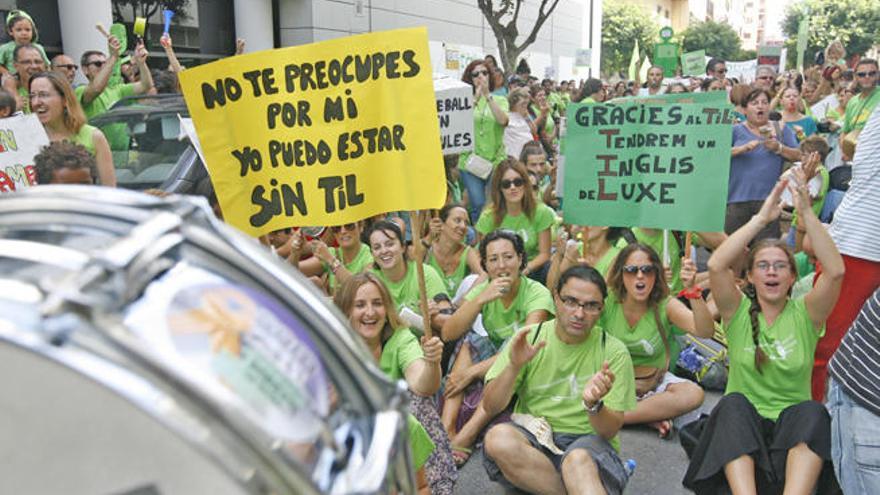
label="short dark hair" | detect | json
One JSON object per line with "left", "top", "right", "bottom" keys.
{"left": 80, "top": 50, "right": 104, "bottom": 68}
{"left": 556, "top": 265, "right": 607, "bottom": 300}
{"left": 856, "top": 58, "right": 878, "bottom": 70}
{"left": 365, "top": 220, "right": 407, "bottom": 260}
{"left": 706, "top": 57, "right": 725, "bottom": 74}
{"left": 34, "top": 141, "right": 97, "bottom": 184}
{"left": 519, "top": 141, "right": 546, "bottom": 163}
{"left": 581, "top": 78, "right": 603, "bottom": 100}
{"left": 13, "top": 43, "right": 40, "bottom": 63}
{"left": 479, "top": 229, "right": 528, "bottom": 273}
{"left": 0, "top": 88, "right": 15, "bottom": 114}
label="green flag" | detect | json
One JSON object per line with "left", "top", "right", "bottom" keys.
{"left": 797, "top": 19, "right": 809, "bottom": 71}
{"left": 628, "top": 40, "right": 640, "bottom": 80}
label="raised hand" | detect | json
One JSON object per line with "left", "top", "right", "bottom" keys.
{"left": 478, "top": 275, "right": 513, "bottom": 304}
{"left": 108, "top": 35, "right": 121, "bottom": 58}
{"left": 235, "top": 38, "right": 246, "bottom": 55}
{"left": 582, "top": 361, "right": 615, "bottom": 406}
{"left": 756, "top": 178, "right": 788, "bottom": 225}
{"left": 308, "top": 238, "right": 333, "bottom": 264}
{"left": 680, "top": 257, "right": 697, "bottom": 289}
{"left": 509, "top": 328, "right": 546, "bottom": 369}
{"left": 159, "top": 33, "right": 172, "bottom": 49}
{"left": 787, "top": 167, "right": 812, "bottom": 215}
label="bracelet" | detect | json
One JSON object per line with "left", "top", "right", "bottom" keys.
{"left": 677, "top": 286, "right": 703, "bottom": 300}
{"left": 330, "top": 259, "right": 342, "bottom": 273}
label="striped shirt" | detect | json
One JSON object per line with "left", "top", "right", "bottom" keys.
{"left": 829, "top": 288, "right": 880, "bottom": 416}
{"left": 829, "top": 105, "right": 880, "bottom": 261}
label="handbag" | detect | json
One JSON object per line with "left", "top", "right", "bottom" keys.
{"left": 632, "top": 307, "right": 671, "bottom": 397}
{"left": 464, "top": 153, "right": 494, "bottom": 180}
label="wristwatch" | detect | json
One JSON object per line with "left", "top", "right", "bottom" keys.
{"left": 583, "top": 399, "right": 604, "bottom": 415}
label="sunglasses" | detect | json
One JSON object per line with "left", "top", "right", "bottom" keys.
{"left": 622, "top": 264, "right": 656, "bottom": 275}
{"left": 500, "top": 178, "right": 525, "bottom": 189}
{"left": 856, "top": 71, "right": 878, "bottom": 78}
{"left": 332, "top": 223, "right": 357, "bottom": 233}
{"left": 54, "top": 64, "right": 78, "bottom": 71}
{"left": 85, "top": 60, "right": 106, "bottom": 68}
{"left": 471, "top": 69, "right": 489, "bottom": 78}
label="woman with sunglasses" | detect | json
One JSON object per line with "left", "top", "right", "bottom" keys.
{"left": 458, "top": 59, "right": 509, "bottom": 224}
{"left": 475, "top": 159, "right": 555, "bottom": 284}
{"left": 333, "top": 273, "right": 454, "bottom": 495}
{"left": 426, "top": 204, "right": 485, "bottom": 298}
{"left": 602, "top": 243, "right": 715, "bottom": 438}
{"left": 297, "top": 222, "right": 371, "bottom": 295}
{"left": 366, "top": 220, "right": 450, "bottom": 335}
{"left": 440, "top": 229, "right": 554, "bottom": 467}
{"left": 683, "top": 171, "right": 843, "bottom": 494}
{"left": 28, "top": 71, "right": 116, "bottom": 186}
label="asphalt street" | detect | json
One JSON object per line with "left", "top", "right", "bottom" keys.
{"left": 453, "top": 391, "right": 722, "bottom": 494}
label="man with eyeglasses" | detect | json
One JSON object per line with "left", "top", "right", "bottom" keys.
{"left": 76, "top": 35, "right": 153, "bottom": 151}
{"left": 481, "top": 265, "right": 636, "bottom": 495}
{"left": 840, "top": 58, "right": 879, "bottom": 161}
{"left": 754, "top": 65, "right": 776, "bottom": 90}
{"left": 50, "top": 54, "right": 80, "bottom": 86}
{"left": 705, "top": 58, "right": 727, "bottom": 82}
{"left": 0, "top": 44, "right": 46, "bottom": 112}
{"left": 76, "top": 35, "right": 153, "bottom": 121}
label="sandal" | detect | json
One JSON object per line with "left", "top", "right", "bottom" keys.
{"left": 451, "top": 446, "right": 472, "bottom": 468}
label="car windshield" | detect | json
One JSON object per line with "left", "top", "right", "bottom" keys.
{"left": 90, "top": 96, "right": 191, "bottom": 190}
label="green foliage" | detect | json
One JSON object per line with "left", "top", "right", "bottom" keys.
{"left": 736, "top": 49, "right": 757, "bottom": 61}
{"left": 680, "top": 20, "right": 742, "bottom": 61}
{"left": 782, "top": 0, "right": 880, "bottom": 66}
{"left": 601, "top": 3, "right": 659, "bottom": 77}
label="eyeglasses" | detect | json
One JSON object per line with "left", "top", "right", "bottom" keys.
{"left": 85, "top": 60, "right": 106, "bottom": 68}
{"left": 332, "top": 223, "right": 357, "bottom": 233}
{"left": 622, "top": 264, "right": 656, "bottom": 275}
{"left": 560, "top": 295, "right": 603, "bottom": 313}
{"left": 856, "top": 71, "right": 878, "bottom": 78}
{"left": 29, "top": 91, "right": 59, "bottom": 100}
{"left": 500, "top": 178, "right": 525, "bottom": 189}
{"left": 53, "top": 64, "right": 78, "bottom": 71}
{"left": 754, "top": 261, "right": 790, "bottom": 272}
{"left": 471, "top": 70, "right": 488, "bottom": 78}
{"left": 757, "top": 75, "right": 773, "bottom": 80}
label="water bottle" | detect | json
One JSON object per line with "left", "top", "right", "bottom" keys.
{"left": 624, "top": 459, "right": 637, "bottom": 479}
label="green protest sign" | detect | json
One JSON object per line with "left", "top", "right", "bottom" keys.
{"left": 562, "top": 93, "right": 733, "bottom": 232}
{"left": 681, "top": 49, "right": 706, "bottom": 77}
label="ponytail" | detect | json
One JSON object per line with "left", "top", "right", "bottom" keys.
{"left": 743, "top": 284, "right": 768, "bottom": 372}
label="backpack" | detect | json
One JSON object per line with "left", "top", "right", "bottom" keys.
{"left": 675, "top": 330, "right": 728, "bottom": 391}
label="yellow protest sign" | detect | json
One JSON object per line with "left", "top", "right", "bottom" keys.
{"left": 179, "top": 28, "right": 445, "bottom": 236}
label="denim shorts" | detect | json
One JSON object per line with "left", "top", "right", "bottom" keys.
{"left": 483, "top": 423, "right": 628, "bottom": 495}
{"left": 828, "top": 378, "right": 880, "bottom": 495}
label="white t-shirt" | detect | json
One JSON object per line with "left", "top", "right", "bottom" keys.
{"left": 504, "top": 112, "right": 534, "bottom": 158}
{"left": 638, "top": 86, "right": 665, "bottom": 97}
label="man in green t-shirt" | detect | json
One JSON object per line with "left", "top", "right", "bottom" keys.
{"left": 841, "top": 58, "right": 879, "bottom": 161}
{"left": 481, "top": 265, "right": 635, "bottom": 495}
{"left": 76, "top": 35, "right": 153, "bottom": 150}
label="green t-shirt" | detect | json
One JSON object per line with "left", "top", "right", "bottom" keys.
{"left": 371, "top": 262, "right": 447, "bottom": 314}
{"left": 407, "top": 414, "right": 435, "bottom": 470}
{"left": 485, "top": 322, "right": 636, "bottom": 451}
{"left": 0, "top": 41, "right": 49, "bottom": 74}
{"left": 843, "top": 87, "right": 880, "bottom": 134}
{"left": 600, "top": 296, "right": 671, "bottom": 369}
{"left": 426, "top": 245, "right": 472, "bottom": 296}
{"left": 724, "top": 296, "right": 824, "bottom": 420}
{"left": 17, "top": 85, "right": 29, "bottom": 113}
{"left": 326, "top": 243, "right": 372, "bottom": 292}
{"left": 633, "top": 228, "right": 683, "bottom": 292}
{"left": 458, "top": 95, "right": 509, "bottom": 171}
{"left": 575, "top": 238, "right": 626, "bottom": 281}
{"left": 379, "top": 327, "right": 423, "bottom": 381}
{"left": 69, "top": 124, "right": 98, "bottom": 156}
{"left": 76, "top": 83, "right": 136, "bottom": 151}
{"left": 465, "top": 276, "right": 555, "bottom": 346}
{"left": 475, "top": 203, "right": 556, "bottom": 262}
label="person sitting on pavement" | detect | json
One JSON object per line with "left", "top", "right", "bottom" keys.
{"left": 440, "top": 229, "right": 554, "bottom": 467}
{"left": 683, "top": 171, "right": 844, "bottom": 494}
{"left": 481, "top": 265, "right": 636, "bottom": 495}
{"left": 602, "top": 243, "right": 715, "bottom": 438}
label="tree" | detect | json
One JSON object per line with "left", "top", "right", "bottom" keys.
{"left": 600, "top": 3, "right": 658, "bottom": 77}
{"left": 783, "top": 0, "right": 880, "bottom": 67}
{"left": 680, "top": 20, "right": 742, "bottom": 61}
{"left": 477, "top": 0, "right": 563, "bottom": 74}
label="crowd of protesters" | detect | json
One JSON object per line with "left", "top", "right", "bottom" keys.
{"left": 3, "top": 7, "right": 880, "bottom": 494}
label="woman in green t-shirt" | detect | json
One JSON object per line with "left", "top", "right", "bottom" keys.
{"left": 334, "top": 273, "right": 454, "bottom": 494}
{"left": 475, "top": 159, "right": 555, "bottom": 284}
{"left": 683, "top": 175, "right": 844, "bottom": 494}
{"left": 425, "top": 204, "right": 485, "bottom": 299}
{"left": 439, "top": 230, "right": 554, "bottom": 466}
{"left": 366, "top": 220, "right": 450, "bottom": 335}
{"left": 602, "top": 243, "right": 715, "bottom": 438}
{"left": 297, "top": 221, "right": 371, "bottom": 295}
